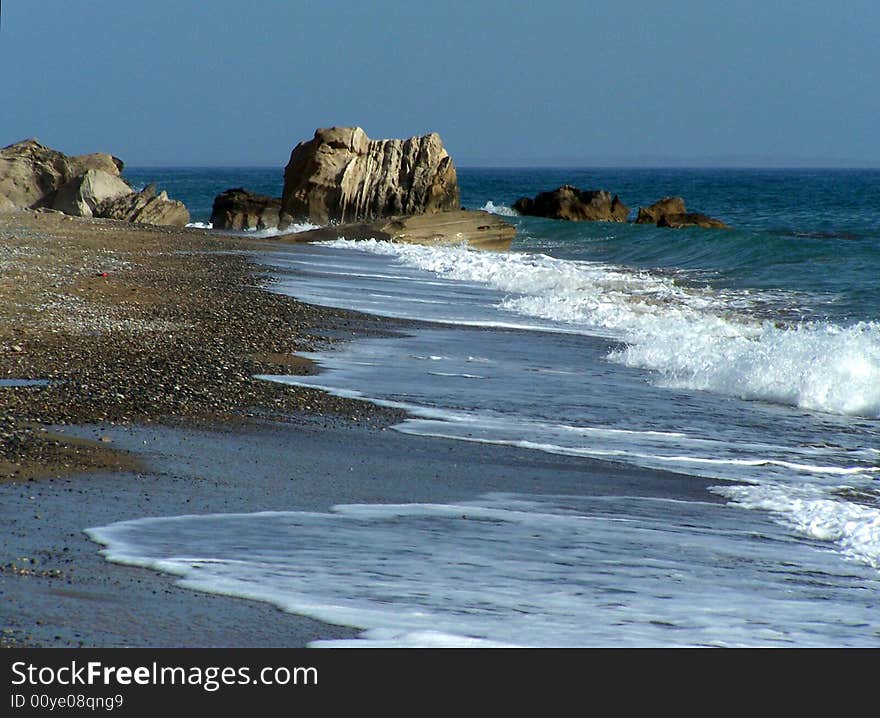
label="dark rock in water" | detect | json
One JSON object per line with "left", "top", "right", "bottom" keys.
{"left": 0, "top": 138, "right": 123, "bottom": 210}
{"left": 637, "top": 196, "right": 729, "bottom": 229}
{"left": 512, "top": 185, "right": 629, "bottom": 222}
{"left": 211, "top": 188, "right": 282, "bottom": 231}
{"left": 636, "top": 196, "right": 686, "bottom": 224}
{"left": 657, "top": 212, "right": 729, "bottom": 229}
{"left": 279, "top": 126, "right": 460, "bottom": 226}
{"left": 284, "top": 210, "right": 514, "bottom": 251}
{"left": 97, "top": 184, "right": 190, "bottom": 227}
{"left": 774, "top": 229, "right": 860, "bottom": 240}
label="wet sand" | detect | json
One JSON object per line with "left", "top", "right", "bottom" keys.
{"left": 0, "top": 416, "right": 722, "bottom": 647}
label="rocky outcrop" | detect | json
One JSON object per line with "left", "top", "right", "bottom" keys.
{"left": 657, "top": 212, "right": 729, "bottom": 229}
{"left": 635, "top": 196, "right": 686, "bottom": 224}
{"left": 513, "top": 186, "right": 629, "bottom": 222}
{"left": 210, "top": 188, "right": 281, "bottom": 231}
{"left": 636, "top": 196, "right": 728, "bottom": 228}
{"left": 0, "top": 139, "right": 123, "bottom": 209}
{"left": 52, "top": 169, "right": 133, "bottom": 218}
{"left": 97, "top": 184, "right": 190, "bottom": 227}
{"left": 281, "top": 210, "right": 514, "bottom": 251}
{"left": 279, "top": 126, "right": 460, "bottom": 226}
{"left": 0, "top": 139, "right": 189, "bottom": 227}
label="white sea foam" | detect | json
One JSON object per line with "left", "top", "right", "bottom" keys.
{"left": 320, "top": 239, "right": 880, "bottom": 418}
{"left": 395, "top": 424, "right": 878, "bottom": 480}
{"left": 612, "top": 319, "right": 880, "bottom": 418}
{"left": 86, "top": 492, "right": 880, "bottom": 647}
{"left": 246, "top": 222, "right": 320, "bottom": 238}
{"left": 185, "top": 221, "right": 320, "bottom": 236}
{"left": 480, "top": 201, "right": 518, "bottom": 216}
{"left": 714, "top": 483, "right": 880, "bottom": 569}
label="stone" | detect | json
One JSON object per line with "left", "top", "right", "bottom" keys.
{"left": 210, "top": 188, "right": 282, "bottom": 231}
{"left": 97, "top": 184, "right": 190, "bottom": 227}
{"left": 279, "top": 126, "right": 460, "bottom": 226}
{"left": 67, "top": 152, "right": 124, "bottom": 178}
{"left": 0, "top": 196, "right": 15, "bottom": 214}
{"left": 513, "top": 185, "right": 629, "bottom": 222}
{"left": 278, "top": 210, "right": 514, "bottom": 251}
{"left": 657, "top": 212, "right": 730, "bottom": 229}
{"left": 51, "top": 169, "right": 133, "bottom": 218}
{"left": 636, "top": 196, "right": 686, "bottom": 224}
{"left": 0, "top": 139, "right": 123, "bottom": 209}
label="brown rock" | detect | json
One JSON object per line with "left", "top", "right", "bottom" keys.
{"left": 210, "top": 188, "right": 282, "bottom": 231}
{"left": 657, "top": 212, "right": 730, "bottom": 229}
{"left": 0, "top": 139, "right": 123, "bottom": 210}
{"left": 67, "top": 152, "right": 124, "bottom": 178}
{"left": 97, "top": 184, "right": 190, "bottom": 227}
{"left": 512, "top": 185, "right": 629, "bottom": 222}
{"left": 636, "top": 196, "right": 686, "bottom": 224}
{"left": 279, "top": 126, "right": 460, "bottom": 226}
{"left": 51, "top": 169, "right": 133, "bottom": 218}
{"left": 281, "top": 210, "right": 514, "bottom": 251}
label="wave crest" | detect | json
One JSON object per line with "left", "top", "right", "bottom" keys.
{"left": 322, "top": 239, "right": 880, "bottom": 418}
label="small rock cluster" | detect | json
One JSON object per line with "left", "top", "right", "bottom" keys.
{"left": 514, "top": 187, "right": 730, "bottom": 229}
{"left": 635, "top": 196, "right": 729, "bottom": 229}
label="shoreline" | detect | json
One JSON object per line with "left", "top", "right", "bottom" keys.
{"left": 0, "top": 210, "right": 412, "bottom": 647}
{"left": 0, "top": 210, "right": 410, "bottom": 481}
{"left": 1, "top": 416, "right": 726, "bottom": 648}
{"left": 0, "top": 210, "right": 728, "bottom": 647}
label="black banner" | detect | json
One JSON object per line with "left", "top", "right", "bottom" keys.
{"left": 1, "top": 648, "right": 662, "bottom": 711}
{"left": 2, "top": 648, "right": 848, "bottom": 712}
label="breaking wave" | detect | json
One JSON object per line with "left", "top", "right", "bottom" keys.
{"left": 322, "top": 239, "right": 880, "bottom": 418}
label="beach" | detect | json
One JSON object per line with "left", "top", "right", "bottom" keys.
{"left": 0, "top": 212, "right": 725, "bottom": 647}
{"left": 0, "top": 210, "right": 404, "bottom": 480}
{"left": 0, "top": 210, "right": 397, "bottom": 645}
{"left": 2, "top": 188, "right": 879, "bottom": 647}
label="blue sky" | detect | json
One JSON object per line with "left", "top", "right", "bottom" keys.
{"left": 2, "top": 1, "right": 878, "bottom": 167}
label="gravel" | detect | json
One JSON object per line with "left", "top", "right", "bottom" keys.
{"left": 0, "top": 211, "right": 406, "bottom": 480}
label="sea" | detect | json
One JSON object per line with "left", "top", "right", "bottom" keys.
{"left": 87, "top": 167, "right": 880, "bottom": 647}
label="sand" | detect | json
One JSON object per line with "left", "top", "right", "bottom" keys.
{"left": 0, "top": 210, "right": 404, "bottom": 481}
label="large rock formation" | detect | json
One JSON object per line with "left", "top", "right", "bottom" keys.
{"left": 0, "top": 139, "right": 123, "bottom": 209}
{"left": 98, "top": 184, "right": 190, "bottom": 227}
{"left": 513, "top": 186, "right": 629, "bottom": 222}
{"left": 278, "top": 209, "right": 514, "bottom": 251}
{"left": 635, "top": 196, "right": 686, "bottom": 224}
{"left": 211, "top": 188, "right": 281, "bottom": 231}
{"left": 0, "top": 139, "right": 190, "bottom": 227}
{"left": 279, "top": 126, "right": 460, "bottom": 226}
{"left": 52, "top": 169, "right": 133, "bottom": 218}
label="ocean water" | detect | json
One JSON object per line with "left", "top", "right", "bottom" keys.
{"left": 89, "top": 167, "right": 880, "bottom": 646}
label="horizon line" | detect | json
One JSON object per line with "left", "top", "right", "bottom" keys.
{"left": 123, "top": 162, "right": 880, "bottom": 171}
